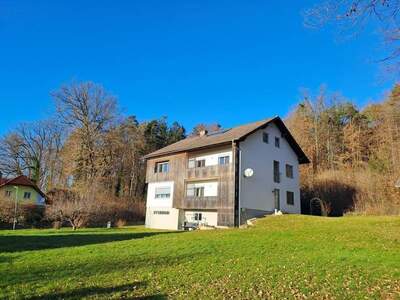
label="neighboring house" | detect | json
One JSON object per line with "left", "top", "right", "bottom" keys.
{"left": 0, "top": 174, "right": 46, "bottom": 205}
{"left": 144, "top": 116, "right": 309, "bottom": 230}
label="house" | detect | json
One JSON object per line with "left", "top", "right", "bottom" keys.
{"left": 0, "top": 174, "right": 46, "bottom": 205}
{"left": 144, "top": 116, "right": 309, "bottom": 230}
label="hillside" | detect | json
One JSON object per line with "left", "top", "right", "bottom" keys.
{"left": 0, "top": 215, "right": 399, "bottom": 299}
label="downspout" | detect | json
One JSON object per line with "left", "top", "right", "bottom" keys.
{"left": 232, "top": 140, "right": 242, "bottom": 227}
{"left": 238, "top": 144, "right": 242, "bottom": 227}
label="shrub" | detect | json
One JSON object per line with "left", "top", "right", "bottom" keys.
{"left": 301, "top": 169, "right": 400, "bottom": 216}
{"left": 0, "top": 196, "right": 45, "bottom": 228}
{"left": 46, "top": 189, "right": 93, "bottom": 230}
{"left": 46, "top": 189, "right": 145, "bottom": 229}
{"left": 116, "top": 219, "right": 127, "bottom": 228}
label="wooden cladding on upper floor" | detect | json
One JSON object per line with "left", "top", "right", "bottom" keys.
{"left": 145, "top": 153, "right": 187, "bottom": 183}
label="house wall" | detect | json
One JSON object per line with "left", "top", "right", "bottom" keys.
{"left": 186, "top": 181, "right": 218, "bottom": 197}
{"left": 1, "top": 186, "right": 44, "bottom": 205}
{"left": 145, "top": 145, "right": 236, "bottom": 228}
{"left": 145, "top": 181, "right": 181, "bottom": 230}
{"left": 238, "top": 123, "right": 301, "bottom": 222}
{"left": 146, "top": 152, "right": 188, "bottom": 213}
{"left": 184, "top": 210, "right": 218, "bottom": 227}
{"left": 189, "top": 149, "right": 232, "bottom": 167}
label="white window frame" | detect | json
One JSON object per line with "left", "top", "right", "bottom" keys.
{"left": 218, "top": 156, "right": 230, "bottom": 165}
{"left": 155, "top": 161, "right": 169, "bottom": 173}
{"left": 154, "top": 186, "right": 171, "bottom": 199}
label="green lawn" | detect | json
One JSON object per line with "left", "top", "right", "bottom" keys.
{"left": 0, "top": 215, "right": 399, "bottom": 299}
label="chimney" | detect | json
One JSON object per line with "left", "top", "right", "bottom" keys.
{"left": 199, "top": 129, "right": 208, "bottom": 137}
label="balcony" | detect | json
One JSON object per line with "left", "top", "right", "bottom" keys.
{"left": 181, "top": 196, "right": 219, "bottom": 209}
{"left": 186, "top": 164, "right": 232, "bottom": 180}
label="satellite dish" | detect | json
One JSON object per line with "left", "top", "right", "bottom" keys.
{"left": 243, "top": 168, "right": 254, "bottom": 178}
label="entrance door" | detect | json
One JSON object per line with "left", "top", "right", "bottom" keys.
{"left": 273, "top": 189, "right": 280, "bottom": 211}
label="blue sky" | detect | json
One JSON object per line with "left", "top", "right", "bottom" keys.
{"left": 0, "top": 0, "right": 395, "bottom": 135}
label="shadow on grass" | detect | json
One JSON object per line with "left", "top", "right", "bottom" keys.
{"left": 26, "top": 282, "right": 167, "bottom": 300}
{"left": 0, "top": 231, "right": 177, "bottom": 253}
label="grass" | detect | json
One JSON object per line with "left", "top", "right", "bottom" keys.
{"left": 0, "top": 215, "right": 399, "bottom": 299}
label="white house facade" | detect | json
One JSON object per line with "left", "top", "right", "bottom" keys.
{"left": 144, "top": 117, "right": 309, "bottom": 230}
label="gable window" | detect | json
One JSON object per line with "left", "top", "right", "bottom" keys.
{"left": 196, "top": 159, "right": 206, "bottom": 168}
{"left": 262, "top": 132, "right": 269, "bottom": 144}
{"left": 286, "top": 164, "right": 294, "bottom": 178}
{"left": 155, "top": 186, "right": 171, "bottom": 199}
{"left": 287, "top": 191, "right": 294, "bottom": 205}
{"left": 23, "top": 192, "right": 31, "bottom": 199}
{"left": 218, "top": 156, "right": 230, "bottom": 165}
{"left": 154, "top": 161, "right": 169, "bottom": 173}
{"left": 5, "top": 190, "right": 11, "bottom": 197}
{"left": 273, "top": 160, "right": 280, "bottom": 183}
{"left": 275, "top": 137, "right": 280, "bottom": 148}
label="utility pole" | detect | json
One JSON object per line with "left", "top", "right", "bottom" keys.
{"left": 12, "top": 186, "right": 18, "bottom": 230}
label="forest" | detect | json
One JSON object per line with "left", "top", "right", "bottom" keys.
{"left": 287, "top": 85, "right": 400, "bottom": 215}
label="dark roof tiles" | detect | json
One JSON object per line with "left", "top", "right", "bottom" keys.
{"left": 145, "top": 116, "right": 310, "bottom": 164}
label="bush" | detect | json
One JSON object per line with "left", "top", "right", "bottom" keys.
{"left": 0, "top": 196, "right": 45, "bottom": 228}
{"left": 301, "top": 169, "right": 400, "bottom": 216}
{"left": 116, "top": 219, "right": 127, "bottom": 228}
{"left": 46, "top": 189, "right": 145, "bottom": 229}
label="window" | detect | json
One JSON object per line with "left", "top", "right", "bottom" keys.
{"left": 194, "top": 213, "right": 202, "bottom": 221}
{"left": 155, "top": 186, "right": 171, "bottom": 199}
{"left": 273, "top": 189, "right": 280, "bottom": 210}
{"left": 5, "top": 190, "right": 11, "bottom": 197}
{"left": 286, "top": 164, "right": 294, "bottom": 178}
{"left": 275, "top": 137, "right": 280, "bottom": 148}
{"left": 154, "top": 161, "right": 169, "bottom": 173}
{"left": 23, "top": 192, "right": 31, "bottom": 199}
{"left": 262, "top": 132, "right": 269, "bottom": 143}
{"left": 273, "top": 160, "right": 280, "bottom": 183}
{"left": 195, "top": 187, "right": 204, "bottom": 197}
{"left": 188, "top": 158, "right": 196, "bottom": 168}
{"left": 154, "top": 210, "right": 170, "bottom": 215}
{"left": 196, "top": 159, "right": 206, "bottom": 168}
{"left": 287, "top": 191, "right": 294, "bottom": 205}
{"left": 186, "top": 184, "right": 205, "bottom": 197}
{"left": 218, "top": 156, "right": 230, "bottom": 165}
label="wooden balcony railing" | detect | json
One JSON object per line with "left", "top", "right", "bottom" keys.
{"left": 186, "top": 164, "right": 231, "bottom": 179}
{"left": 181, "top": 196, "right": 219, "bottom": 209}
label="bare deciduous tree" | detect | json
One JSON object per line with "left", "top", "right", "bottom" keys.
{"left": 0, "top": 120, "right": 63, "bottom": 190}
{"left": 53, "top": 82, "right": 117, "bottom": 184}
{"left": 304, "top": 0, "right": 400, "bottom": 72}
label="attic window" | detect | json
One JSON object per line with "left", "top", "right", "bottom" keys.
{"left": 23, "top": 192, "right": 31, "bottom": 199}
{"left": 275, "top": 137, "right": 280, "bottom": 148}
{"left": 262, "top": 132, "right": 269, "bottom": 144}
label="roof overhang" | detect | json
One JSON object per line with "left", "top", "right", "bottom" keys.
{"left": 143, "top": 116, "right": 310, "bottom": 164}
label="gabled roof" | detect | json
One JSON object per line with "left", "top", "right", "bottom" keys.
{"left": 145, "top": 116, "right": 310, "bottom": 164}
{"left": 0, "top": 175, "right": 46, "bottom": 197}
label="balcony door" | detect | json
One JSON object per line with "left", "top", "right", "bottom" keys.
{"left": 273, "top": 188, "right": 280, "bottom": 211}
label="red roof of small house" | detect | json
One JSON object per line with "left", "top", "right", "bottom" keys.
{"left": 0, "top": 175, "right": 46, "bottom": 198}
